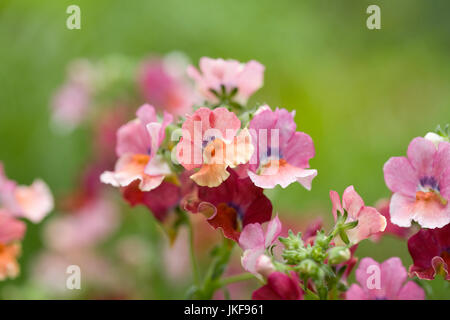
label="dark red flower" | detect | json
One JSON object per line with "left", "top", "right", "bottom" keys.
{"left": 252, "top": 271, "right": 303, "bottom": 300}
{"left": 185, "top": 169, "right": 272, "bottom": 242}
{"left": 408, "top": 224, "right": 450, "bottom": 280}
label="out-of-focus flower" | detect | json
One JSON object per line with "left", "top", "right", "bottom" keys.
{"left": 407, "top": 224, "right": 450, "bottom": 281}
{"left": 101, "top": 104, "right": 173, "bottom": 192}
{"left": 346, "top": 257, "right": 425, "bottom": 300}
{"left": 0, "top": 210, "right": 26, "bottom": 244}
{"left": 187, "top": 57, "right": 264, "bottom": 105}
{"left": 138, "top": 54, "right": 196, "bottom": 117}
{"left": 51, "top": 59, "right": 97, "bottom": 132}
{"left": 44, "top": 195, "right": 119, "bottom": 251}
{"left": 371, "top": 198, "right": 414, "bottom": 242}
{"left": 186, "top": 169, "right": 272, "bottom": 242}
{"left": 0, "top": 163, "right": 53, "bottom": 223}
{"left": 239, "top": 215, "right": 281, "bottom": 276}
{"left": 0, "top": 242, "right": 21, "bottom": 281}
{"left": 247, "top": 106, "right": 317, "bottom": 189}
{"left": 176, "top": 107, "right": 253, "bottom": 187}
{"left": 383, "top": 137, "right": 450, "bottom": 228}
{"left": 329, "top": 186, "right": 386, "bottom": 245}
{"left": 252, "top": 271, "right": 303, "bottom": 300}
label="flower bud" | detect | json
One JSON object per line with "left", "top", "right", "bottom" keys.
{"left": 327, "top": 246, "right": 351, "bottom": 265}
{"left": 297, "top": 259, "right": 319, "bottom": 277}
{"left": 255, "top": 254, "right": 276, "bottom": 279}
{"left": 424, "top": 132, "right": 447, "bottom": 148}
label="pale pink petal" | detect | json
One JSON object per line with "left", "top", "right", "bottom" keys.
{"left": 407, "top": 137, "right": 436, "bottom": 177}
{"left": 0, "top": 211, "right": 26, "bottom": 243}
{"left": 284, "top": 132, "right": 315, "bottom": 169}
{"left": 389, "top": 193, "right": 416, "bottom": 227}
{"left": 241, "top": 248, "right": 265, "bottom": 275}
{"left": 345, "top": 284, "right": 368, "bottom": 300}
{"left": 342, "top": 186, "right": 365, "bottom": 219}
{"left": 396, "top": 281, "right": 425, "bottom": 300}
{"left": 116, "top": 119, "right": 149, "bottom": 156}
{"left": 264, "top": 215, "right": 282, "bottom": 247}
{"left": 14, "top": 180, "right": 54, "bottom": 223}
{"left": 346, "top": 206, "right": 386, "bottom": 244}
{"left": 136, "top": 104, "right": 157, "bottom": 125}
{"left": 380, "top": 257, "right": 407, "bottom": 298}
{"left": 383, "top": 157, "right": 417, "bottom": 197}
{"left": 235, "top": 60, "right": 265, "bottom": 104}
{"left": 329, "top": 190, "right": 343, "bottom": 221}
{"left": 248, "top": 163, "right": 316, "bottom": 189}
{"left": 355, "top": 257, "right": 380, "bottom": 293}
{"left": 239, "top": 223, "right": 265, "bottom": 250}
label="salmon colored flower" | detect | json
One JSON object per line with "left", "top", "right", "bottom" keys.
{"left": 176, "top": 107, "right": 253, "bottom": 187}
{"left": 329, "top": 186, "right": 386, "bottom": 245}
{"left": 187, "top": 57, "right": 264, "bottom": 105}
{"left": 0, "top": 210, "right": 26, "bottom": 244}
{"left": 346, "top": 257, "right": 425, "bottom": 300}
{"left": 0, "top": 163, "right": 53, "bottom": 223}
{"left": 0, "top": 242, "right": 21, "bottom": 281}
{"left": 239, "top": 215, "right": 281, "bottom": 276}
{"left": 247, "top": 106, "right": 317, "bottom": 189}
{"left": 186, "top": 169, "right": 272, "bottom": 242}
{"left": 252, "top": 271, "right": 303, "bottom": 300}
{"left": 383, "top": 137, "right": 450, "bottom": 228}
{"left": 101, "top": 104, "right": 173, "bottom": 192}
{"left": 407, "top": 224, "right": 450, "bottom": 281}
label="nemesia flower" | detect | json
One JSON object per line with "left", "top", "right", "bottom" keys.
{"left": 346, "top": 257, "right": 425, "bottom": 300}
{"left": 247, "top": 106, "right": 317, "bottom": 189}
{"left": 252, "top": 271, "right": 303, "bottom": 300}
{"left": 187, "top": 57, "right": 264, "bottom": 105}
{"left": 371, "top": 198, "right": 414, "bottom": 242}
{"left": 176, "top": 107, "right": 253, "bottom": 187}
{"left": 0, "top": 210, "right": 26, "bottom": 244}
{"left": 101, "top": 104, "right": 173, "bottom": 192}
{"left": 186, "top": 169, "right": 272, "bottom": 242}
{"left": 383, "top": 137, "right": 450, "bottom": 228}
{"left": 0, "top": 242, "right": 21, "bottom": 281}
{"left": 329, "top": 186, "right": 386, "bottom": 245}
{"left": 0, "top": 163, "right": 54, "bottom": 223}
{"left": 239, "top": 215, "right": 281, "bottom": 276}
{"left": 138, "top": 54, "right": 196, "bottom": 117}
{"left": 407, "top": 224, "right": 450, "bottom": 280}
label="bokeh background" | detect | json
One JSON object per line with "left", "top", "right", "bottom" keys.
{"left": 0, "top": 0, "right": 449, "bottom": 299}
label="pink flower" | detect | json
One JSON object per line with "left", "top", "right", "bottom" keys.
{"left": 185, "top": 169, "right": 272, "bottom": 242}
{"left": 371, "top": 198, "right": 414, "bottom": 242}
{"left": 407, "top": 224, "right": 450, "bottom": 281}
{"left": 176, "top": 107, "right": 253, "bottom": 187}
{"left": 252, "top": 271, "right": 303, "bottom": 300}
{"left": 346, "top": 257, "right": 425, "bottom": 300}
{"left": 101, "top": 104, "right": 173, "bottom": 192}
{"left": 239, "top": 215, "right": 281, "bottom": 276}
{"left": 329, "top": 186, "right": 386, "bottom": 245}
{"left": 247, "top": 106, "right": 317, "bottom": 189}
{"left": 383, "top": 137, "right": 450, "bottom": 228}
{"left": 0, "top": 163, "right": 54, "bottom": 223}
{"left": 187, "top": 57, "right": 264, "bottom": 105}
{"left": 138, "top": 55, "right": 195, "bottom": 117}
{"left": 0, "top": 210, "right": 26, "bottom": 244}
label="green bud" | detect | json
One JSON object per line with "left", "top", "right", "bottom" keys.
{"left": 311, "top": 246, "right": 326, "bottom": 262}
{"left": 279, "top": 230, "right": 304, "bottom": 250}
{"left": 297, "top": 259, "right": 319, "bottom": 277}
{"left": 314, "top": 231, "right": 330, "bottom": 249}
{"left": 282, "top": 248, "right": 308, "bottom": 265}
{"left": 328, "top": 246, "right": 351, "bottom": 265}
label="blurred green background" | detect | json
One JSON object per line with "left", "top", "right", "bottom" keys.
{"left": 0, "top": 0, "right": 449, "bottom": 299}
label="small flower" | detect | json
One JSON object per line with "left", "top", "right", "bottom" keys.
{"left": 329, "top": 186, "right": 386, "bottom": 245}
{"left": 0, "top": 210, "right": 26, "bottom": 244}
{"left": 252, "top": 271, "right": 303, "bottom": 300}
{"left": 0, "top": 163, "right": 54, "bottom": 223}
{"left": 176, "top": 107, "right": 253, "bottom": 187}
{"left": 185, "top": 169, "right": 272, "bottom": 242}
{"left": 247, "top": 106, "right": 317, "bottom": 189}
{"left": 346, "top": 257, "right": 425, "bottom": 300}
{"left": 101, "top": 104, "right": 173, "bottom": 192}
{"left": 407, "top": 224, "right": 450, "bottom": 281}
{"left": 239, "top": 215, "right": 281, "bottom": 276}
{"left": 0, "top": 242, "right": 21, "bottom": 281}
{"left": 383, "top": 137, "right": 450, "bottom": 228}
{"left": 138, "top": 54, "right": 196, "bottom": 117}
{"left": 187, "top": 57, "right": 264, "bottom": 105}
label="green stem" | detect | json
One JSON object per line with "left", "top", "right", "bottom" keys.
{"left": 186, "top": 215, "right": 200, "bottom": 286}
{"left": 215, "top": 273, "right": 255, "bottom": 288}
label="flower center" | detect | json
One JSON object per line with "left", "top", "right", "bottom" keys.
{"left": 416, "top": 176, "right": 447, "bottom": 206}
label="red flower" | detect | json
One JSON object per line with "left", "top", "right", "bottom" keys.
{"left": 252, "top": 271, "right": 303, "bottom": 300}
{"left": 408, "top": 224, "right": 450, "bottom": 280}
{"left": 185, "top": 169, "right": 272, "bottom": 242}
